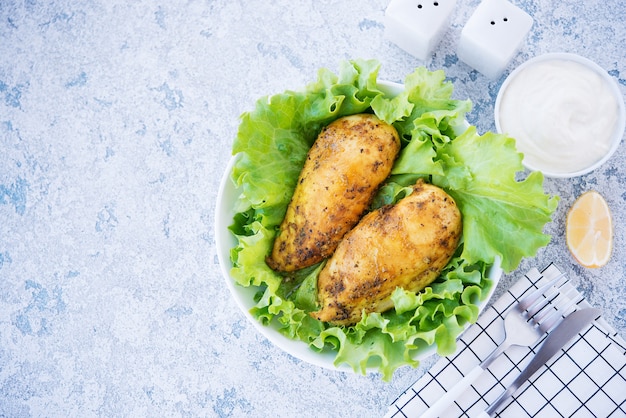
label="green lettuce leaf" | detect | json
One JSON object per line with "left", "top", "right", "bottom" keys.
{"left": 437, "top": 128, "right": 558, "bottom": 271}
{"left": 227, "top": 59, "right": 557, "bottom": 380}
{"left": 390, "top": 126, "right": 559, "bottom": 272}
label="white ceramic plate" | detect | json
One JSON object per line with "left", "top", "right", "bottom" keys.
{"left": 215, "top": 80, "right": 503, "bottom": 372}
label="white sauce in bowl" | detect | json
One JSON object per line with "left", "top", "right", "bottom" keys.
{"left": 496, "top": 54, "right": 625, "bottom": 177}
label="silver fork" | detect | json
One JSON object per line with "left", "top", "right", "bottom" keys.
{"left": 421, "top": 274, "right": 573, "bottom": 418}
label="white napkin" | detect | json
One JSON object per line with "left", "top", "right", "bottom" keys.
{"left": 386, "top": 264, "right": 626, "bottom": 417}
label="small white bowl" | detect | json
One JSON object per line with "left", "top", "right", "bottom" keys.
{"left": 494, "top": 53, "right": 626, "bottom": 178}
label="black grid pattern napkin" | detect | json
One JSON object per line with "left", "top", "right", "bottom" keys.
{"left": 386, "top": 264, "right": 626, "bottom": 417}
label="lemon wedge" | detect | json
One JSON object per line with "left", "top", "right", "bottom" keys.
{"left": 566, "top": 190, "right": 613, "bottom": 268}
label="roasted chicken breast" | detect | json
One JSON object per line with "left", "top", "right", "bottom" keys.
{"left": 266, "top": 113, "right": 400, "bottom": 272}
{"left": 311, "top": 180, "right": 462, "bottom": 326}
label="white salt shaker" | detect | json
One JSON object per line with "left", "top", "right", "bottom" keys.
{"left": 457, "top": 0, "right": 533, "bottom": 79}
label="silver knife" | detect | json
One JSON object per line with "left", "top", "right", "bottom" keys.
{"left": 478, "top": 307, "right": 600, "bottom": 417}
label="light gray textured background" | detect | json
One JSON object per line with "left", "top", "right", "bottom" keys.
{"left": 1, "top": 1, "right": 624, "bottom": 417}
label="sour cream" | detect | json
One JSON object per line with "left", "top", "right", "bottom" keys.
{"left": 496, "top": 54, "right": 624, "bottom": 177}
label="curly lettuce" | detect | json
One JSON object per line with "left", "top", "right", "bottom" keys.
{"left": 227, "top": 59, "right": 558, "bottom": 380}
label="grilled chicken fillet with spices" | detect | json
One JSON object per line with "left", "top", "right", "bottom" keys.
{"left": 312, "top": 180, "right": 462, "bottom": 326}
{"left": 266, "top": 113, "right": 400, "bottom": 272}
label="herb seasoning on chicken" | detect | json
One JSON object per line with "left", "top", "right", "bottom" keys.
{"left": 266, "top": 113, "right": 400, "bottom": 272}
{"left": 311, "top": 180, "right": 462, "bottom": 326}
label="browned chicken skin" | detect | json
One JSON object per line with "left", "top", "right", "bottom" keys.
{"left": 311, "top": 180, "right": 462, "bottom": 326}
{"left": 266, "top": 114, "right": 400, "bottom": 272}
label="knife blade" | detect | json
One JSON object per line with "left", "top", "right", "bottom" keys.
{"left": 479, "top": 307, "right": 600, "bottom": 417}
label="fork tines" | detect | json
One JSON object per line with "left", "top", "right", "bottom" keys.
{"left": 516, "top": 273, "right": 579, "bottom": 333}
